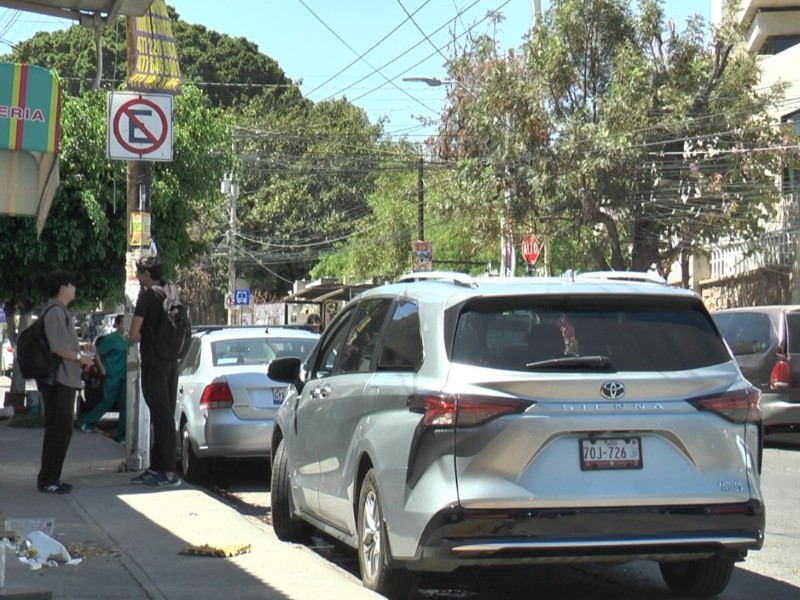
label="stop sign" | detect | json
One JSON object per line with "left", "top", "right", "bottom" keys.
{"left": 522, "top": 234, "right": 540, "bottom": 265}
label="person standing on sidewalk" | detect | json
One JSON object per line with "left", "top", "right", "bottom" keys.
{"left": 128, "top": 256, "right": 180, "bottom": 488}
{"left": 76, "top": 314, "right": 127, "bottom": 443}
{"left": 37, "top": 271, "right": 95, "bottom": 494}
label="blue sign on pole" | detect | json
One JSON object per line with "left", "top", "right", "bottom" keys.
{"left": 234, "top": 289, "right": 250, "bottom": 306}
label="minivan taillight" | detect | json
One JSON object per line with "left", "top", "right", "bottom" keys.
{"left": 199, "top": 382, "right": 234, "bottom": 410}
{"left": 688, "top": 388, "right": 761, "bottom": 424}
{"left": 770, "top": 360, "right": 791, "bottom": 389}
{"left": 407, "top": 393, "right": 533, "bottom": 427}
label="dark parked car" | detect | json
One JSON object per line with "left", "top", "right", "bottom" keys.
{"left": 269, "top": 271, "right": 764, "bottom": 600}
{"left": 712, "top": 305, "right": 800, "bottom": 438}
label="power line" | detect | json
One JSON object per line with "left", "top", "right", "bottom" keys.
{"left": 305, "top": 0, "right": 432, "bottom": 96}
{"left": 294, "top": 0, "right": 440, "bottom": 115}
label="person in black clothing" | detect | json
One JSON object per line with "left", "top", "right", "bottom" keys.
{"left": 37, "top": 271, "right": 95, "bottom": 494}
{"left": 128, "top": 255, "right": 181, "bottom": 488}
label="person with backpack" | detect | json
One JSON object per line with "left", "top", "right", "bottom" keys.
{"left": 128, "top": 255, "right": 185, "bottom": 488}
{"left": 36, "top": 271, "right": 95, "bottom": 494}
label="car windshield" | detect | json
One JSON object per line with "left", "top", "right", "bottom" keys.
{"left": 451, "top": 295, "right": 730, "bottom": 372}
{"left": 712, "top": 312, "right": 772, "bottom": 356}
{"left": 211, "top": 337, "right": 315, "bottom": 366}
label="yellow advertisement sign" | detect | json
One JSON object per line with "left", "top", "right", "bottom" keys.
{"left": 130, "top": 211, "right": 151, "bottom": 247}
{"left": 127, "top": 0, "right": 181, "bottom": 94}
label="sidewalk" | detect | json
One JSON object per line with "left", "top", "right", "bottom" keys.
{"left": 0, "top": 416, "right": 380, "bottom": 600}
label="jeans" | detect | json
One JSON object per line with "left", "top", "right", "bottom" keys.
{"left": 140, "top": 360, "right": 178, "bottom": 473}
{"left": 37, "top": 381, "right": 77, "bottom": 489}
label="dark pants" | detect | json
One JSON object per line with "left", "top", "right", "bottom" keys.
{"left": 78, "top": 376, "right": 127, "bottom": 442}
{"left": 141, "top": 360, "right": 178, "bottom": 473}
{"left": 37, "top": 381, "right": 77, "bottom": 489}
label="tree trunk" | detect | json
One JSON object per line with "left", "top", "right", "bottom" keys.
{"left": 631, "top": 219, "right": 661, "bottom": 272}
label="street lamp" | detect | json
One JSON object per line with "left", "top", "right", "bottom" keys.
{"left": 402, "top": 76, "right": 478, "bottom": 100}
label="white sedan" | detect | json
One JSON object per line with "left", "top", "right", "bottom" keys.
{"left": 176, "top": 326, "right": 319, "bottom": 484}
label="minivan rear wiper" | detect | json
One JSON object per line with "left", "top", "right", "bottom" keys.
{"left": 525, "top": 355, "right": 614, "bottom": 370}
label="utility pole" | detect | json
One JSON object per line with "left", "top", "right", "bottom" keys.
{"left": 222, "top": 173, "right": 239, "bottom": 325}
{"left": 417, "top": 157, "right": 424, "bottom": 241}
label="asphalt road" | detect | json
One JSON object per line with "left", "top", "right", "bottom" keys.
{"left": 207, "top": 443, "right": 800, "bottom": 599}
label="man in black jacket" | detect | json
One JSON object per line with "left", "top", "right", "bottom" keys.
{"left": 128, "top": 255, "right": 181, "bottom": 488}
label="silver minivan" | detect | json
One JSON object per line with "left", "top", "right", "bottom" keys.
{"left": 269, "top": 273, "right": 765, "bottom": 599}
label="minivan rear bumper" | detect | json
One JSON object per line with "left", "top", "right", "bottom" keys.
{"left": 403, "top": 501, "right": 765, "bottom": 571}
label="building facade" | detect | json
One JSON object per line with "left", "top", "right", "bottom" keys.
{"left": 687, "top": 0, "right": 800, "bottom": 309}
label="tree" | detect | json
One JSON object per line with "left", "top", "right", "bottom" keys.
{"left": 0, "top": 85, "right": 232, "bottom": 393}
{"left": 433, "top": 0, "right": 794, "bottom": 277}
{"left": 1, "top": 6, "right": 297, "bottom": 109}
{"left": 230, "top": 94, "right": 387, "bottom": 290}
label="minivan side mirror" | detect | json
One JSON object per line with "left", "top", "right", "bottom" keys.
{"left": 268, "top": 356, "right": 303, "bottom": 391}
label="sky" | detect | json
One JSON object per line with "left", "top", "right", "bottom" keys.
{"left": 0, "top": 0, "right": 712, "bottom": 141}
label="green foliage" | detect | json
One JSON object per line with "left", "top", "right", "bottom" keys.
{"left": 232, "top": 94, "right": 389, "bottom": 289}
{"left": 2, "top": 8, "right": 298, "bottom": 108}
{"left": 431, "top": 0, "right": 792, "bottom": 276}
{"left": 0, "top": 85, "right": 232, "bottom": 339}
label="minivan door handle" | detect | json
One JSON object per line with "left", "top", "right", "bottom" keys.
{"left": 311, "top": 384, "right": 332, "bottom": 399}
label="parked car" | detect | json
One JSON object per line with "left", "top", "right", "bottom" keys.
{"left": 1, "top": 338, "right": 13, "bottom": 376}
{"left": 175, "top": 326, "right": 319, "bottom": 484}
{"left": 712, "top": 305, "right": 800, "bottom": 439}
{"left": 268, "top": 271, "right": 764, "bottom": 600}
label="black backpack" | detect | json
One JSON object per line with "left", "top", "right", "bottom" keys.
{"left": 153, "top": 283, "right": 192, "bottom": 361}
{"left": 16, "top": 305, "right": 67, "bottom": 379}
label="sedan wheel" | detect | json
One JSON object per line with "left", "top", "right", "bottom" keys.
{"left": 180, "top": 421, "right": 210, "bottom": 485}
{"left": 659, "top": 555, "right": 736, "bottom": 597}
{"left": 357, "top": 469, "right": 419, "bottom": 600}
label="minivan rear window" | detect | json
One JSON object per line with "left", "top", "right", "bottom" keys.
{"left": 452, "top": 296, "right": 730, "bottom": 372}
{"left": 712, "top": 312, "right": 772, "bottom": 356}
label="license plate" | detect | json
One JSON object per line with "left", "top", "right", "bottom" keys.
{"left": 579, "top": 437, "right": 642, "bottom": 470}
{"left": 272, "top": 387, "right": 286, "bottom": 405}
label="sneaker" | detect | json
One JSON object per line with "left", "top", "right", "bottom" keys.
{"left": 130, "top": 468, "right": 158, "bottom": 484}
{"left": 57, "top": 480, "right": 73, "bottom": 490}
{"left": 144, "top": 472, "right": 181, "bottom": 488}
{"left": 78, "top": 423, "right": 96, "bottom": 433}
{"left": 39, "top": 482, "right": 71, "bottom": 494}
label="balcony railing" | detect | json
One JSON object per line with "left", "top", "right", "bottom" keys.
{"left": 709, "top": 228, "right": 797, "bottom": 280}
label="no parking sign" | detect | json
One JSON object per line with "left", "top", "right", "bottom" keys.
{"left": 107, "top": 91, "right": 173, "bottom": 161}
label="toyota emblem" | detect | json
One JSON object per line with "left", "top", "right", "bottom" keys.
{"left": 601, "top": 381, "right": 625, "bottom": 399}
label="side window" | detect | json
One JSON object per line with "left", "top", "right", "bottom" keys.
{"left": 378, "top": 300, "right": 423, "bottom": 371}
{"left": 179, "top": 338, "right": 201, "bottom": 376}
{"left": 786, "top": 313, "right": 800, "bottom": 354}
{"left": 337, "top": 298, "right": 392, "bottom": 374}
{"left": 312, "top": 306, "right": 357, "bottom": 379}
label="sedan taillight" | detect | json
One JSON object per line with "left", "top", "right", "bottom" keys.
{"left": 688, "top": 388, "right": 761, "bottom": 424}
{"left": 407, "top": 393, "right": 533, "bottom": 427}
{"left": 770, "top": 359, "right": 791, "bottom": 389}
{"left": 199, "top": 382, "right": 234, "bottom": 410}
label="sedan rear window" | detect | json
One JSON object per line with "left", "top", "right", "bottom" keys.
{"left": 211, "top": 337, "right": 315, "bottom": 366}
{"left": 452, "top": 296, "right": 730, "bottom": 372}
{"left": 712, "top": 312, "right": 773, "bottom": 356}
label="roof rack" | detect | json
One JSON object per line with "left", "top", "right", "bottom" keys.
{"left": 574, "top": 271, "right": 668, "bottom": 285}
{"left": 396, "top": 271, "right": 477, "bottom": 288}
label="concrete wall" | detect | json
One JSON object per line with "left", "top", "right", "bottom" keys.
{"left": 700, "top": 267, "right": 792, "bottom": 309}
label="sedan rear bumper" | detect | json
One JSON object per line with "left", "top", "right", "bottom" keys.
{"left": 195, "top": 413, "right": 273, "bottom": 458}
{"left": 401, "top": 501, "right": 765, "bottom": 571}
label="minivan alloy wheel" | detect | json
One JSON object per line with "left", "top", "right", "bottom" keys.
{"left": 357, "top": 469, "right": 419, "bottom": 599}
{"left": 360, "top": 488, "right": 381, "bottom": 580}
